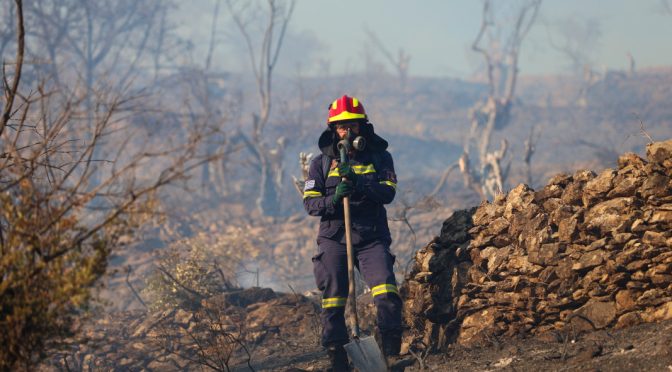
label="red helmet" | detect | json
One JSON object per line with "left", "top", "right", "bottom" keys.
{"left": 327, "top": 95, "right": 367, "bottom": 124}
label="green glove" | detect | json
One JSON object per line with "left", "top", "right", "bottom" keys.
{"left": 338, "top": 162, "right": 358, "bottom": 185}
{"left": 332, "top": 180, "right": 354, "bottom": 205}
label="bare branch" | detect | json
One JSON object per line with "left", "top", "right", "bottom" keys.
{"left": 427, "top": 162, "right": 458, "bottom": 199}
{"left": 227, "top": 0, "right": 295, "bottom": 216}
{"left": 1, "top": 0, "right": 24, "bottom": 138}
{"left": 461, "top": 0, "right": 542, "bottom": 200}
{"left": 205, "top": 0, "right": 222, "bottom": 72}
{"left": 364, "top": 27, "right": 411, "bottom": 87}
{"left": 632, "top": 113, "right": 655, "bottom": 144}
{"left": 459, "top": 152, "right": 485, "bottom": 199}
{"left": 524, "top": 125, "right": 541, "bottom": 186}
{"left": 472, "top": 0, "right": 495, "bottom": 96}
{"left": 126, "top": 265, "right": 148, "bottom": 310}
{"left": 663, "top": 0, "right": 672, "bottom": 14}
{"left": 157, "top": 265, "right": 207, "bottom": 301}
{"left": 268, "top": 0, "right": 295, "bottom": 69}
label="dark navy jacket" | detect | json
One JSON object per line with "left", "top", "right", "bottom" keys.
{"left": 303, "top": 123, "right": 397, "bottom": 242}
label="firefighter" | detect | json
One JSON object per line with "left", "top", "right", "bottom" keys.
{"left": 303, "top": 95, "right": 403, "bottom": 371}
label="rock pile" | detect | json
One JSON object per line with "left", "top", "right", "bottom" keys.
{"left": 401, "top": 140, "right": 672, "bottom": 349}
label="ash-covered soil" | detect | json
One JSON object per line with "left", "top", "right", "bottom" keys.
{"left": 38, "top": 288, "right": 672, "bottom": 371}
{"left": 411, "top": 318, "right": 672, "bottom": 371}
{"left": 244, "top": 307, "right": 672, "bottom": 372}
{"left": 38, "top": 140, "right": 672, "bottom": 371}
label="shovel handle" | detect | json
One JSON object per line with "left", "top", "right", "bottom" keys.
{"left": 343, "top": 193, "right": 360, "bottom": 338}
{"left": 337, "top": 141, "right": 360, "bottom": 338}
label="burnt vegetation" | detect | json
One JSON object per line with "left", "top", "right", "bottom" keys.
{"left": 0, "top": 0, "right": 671, "bottom": 370}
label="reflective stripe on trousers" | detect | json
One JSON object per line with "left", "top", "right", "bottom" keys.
{"left": 312, "top": 236, "right": 402, "bottom": 347}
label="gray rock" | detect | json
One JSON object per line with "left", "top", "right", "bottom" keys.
{"left": 573, "top": 250, "right": 609, "bottom": 272}
{"left": 401, "top": 140, "right": 672, "bottom": 349}
{"left": 585, "top": 197, "right": 636, "bottom": 234}
{"left": 572, "top": 300, "right": 616, "bottom": 330}
{"left": 646, "top": 140, "right": 672, "bottom": 166}
{"left": 582, "top": 169, "right": 616, "bottom": 207}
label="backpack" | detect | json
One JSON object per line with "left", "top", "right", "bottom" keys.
{"left": 321, "top": 151, "right": 383, "bottom": 181}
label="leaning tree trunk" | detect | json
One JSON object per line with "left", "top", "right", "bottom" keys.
{"left": 256, "top": 140, "right": 286, "bottom": 217}
{"left": 459, "top": 0, "right": 541, "bottom": 201}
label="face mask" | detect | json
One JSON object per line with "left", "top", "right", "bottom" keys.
{"left": 337, "top": 129, "right": 367, "bottom": 155}
{"left": 345, "top": 129, "right": 366, "bottom": 151}
{"left": 353, "top": 135, "right": 366, "bottom": 151}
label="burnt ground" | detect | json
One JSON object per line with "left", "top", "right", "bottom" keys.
{"left": 246, "top": 317, "right": 672, "bottom": 372}
{"left": 39, "top": 289, "right": 672, "bottom": 371}
{"left": 47, "top": 260, "right": 669, "bottom": 370}
{"left": 37, "top": 142, "right": 672, "bottom": 371}
{"left": 416, "top": 318, "right": 672, "bottom": 372}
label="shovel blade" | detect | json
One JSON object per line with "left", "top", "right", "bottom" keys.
{"left": 343, "top": 336, "right": 387, "bottom": 372}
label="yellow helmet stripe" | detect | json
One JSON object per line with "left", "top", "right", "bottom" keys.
{"left": 328, "top": 111, "right": 366, "bottom": 123}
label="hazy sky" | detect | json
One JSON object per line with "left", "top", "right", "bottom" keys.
{"left": 178, "top": 0, "right": 672, "bottom": 78}
{"left": 292, "top": 0, "right": 672, "bottom": 77}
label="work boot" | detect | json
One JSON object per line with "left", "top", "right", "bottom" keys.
{"left": 385, "top": 355, "right": 415, "bottom": 372}
{"left": 326, "top": 344, "right": 350, "bottom": 372}
{"left": 381, "top": 333, "right": 414, "bottom": 371}
{"left": 381, "top": 332, "right": 402, "bottom": 356}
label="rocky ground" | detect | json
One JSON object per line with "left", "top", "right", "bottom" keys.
{"left": 37, "top": 287, "right": 672, "bottom": 371}
{"left": 408, "top": 317, "right": 672, "bottom": 371}
{"left": 38, "top": 140, "right": 672, "bottom": 371}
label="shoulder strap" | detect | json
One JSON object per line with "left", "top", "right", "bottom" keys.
{"left": 371, "top": 151, "right": 383, "bottom": 177}
{"left": 322, "top": 154, "right": 331, "bottom": 181}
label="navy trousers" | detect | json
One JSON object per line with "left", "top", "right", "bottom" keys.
{"left": 312, "top": 235, "right": 402, "bottom": 347}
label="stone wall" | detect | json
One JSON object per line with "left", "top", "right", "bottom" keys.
{"left": 401, "top": 140, "right": 672, "bottom": 349}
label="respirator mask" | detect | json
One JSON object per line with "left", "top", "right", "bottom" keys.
{"left": 342, "top": 128, "right": 366, "bottom": 152}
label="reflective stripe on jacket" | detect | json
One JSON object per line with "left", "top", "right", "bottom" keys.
{"left": 303, "top": 150, "right": 397, "bottom": 240}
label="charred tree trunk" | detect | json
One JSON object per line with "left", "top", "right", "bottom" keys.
{"left": 458, "top": 0, "right": 541, "bottom": 200}
{"left": 227, "top": 0, "right": 295, "bottom": 216}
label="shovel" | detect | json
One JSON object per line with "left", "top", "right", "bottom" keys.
{"left": 338, "top": 138, "right": 387, "bottom": 372}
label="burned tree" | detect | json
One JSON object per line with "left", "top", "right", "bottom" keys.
{"left": 0, "top": 1, "right": 17, "bottom": 59}
{"left": 545, "top": 15, "right": 602, "bottom": 106}
{"left": 226, "top": 0, "right": 296, "bottom": 216}
{"left": 24, "top": 0, "right": 172, "bottom": 90}
{"left": 176, "top": 0, "right": 245, "bottom": 200}
{"left": 459, "top": 0, "right": 542, "bottom": 199}
{"left": 0, "top": 2, "right": 224, "bottom": 368}
{"left": 546, "top": 16, "right": 601, "bottom": 76}
{"left": 664, "top": 0, "right": 672, "bottom": 14}
{"left": 365, "top": 28, "right": 411, "bottom": 89}
{"left": 22, "top": 0, "right": 181, "bottom": 190}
